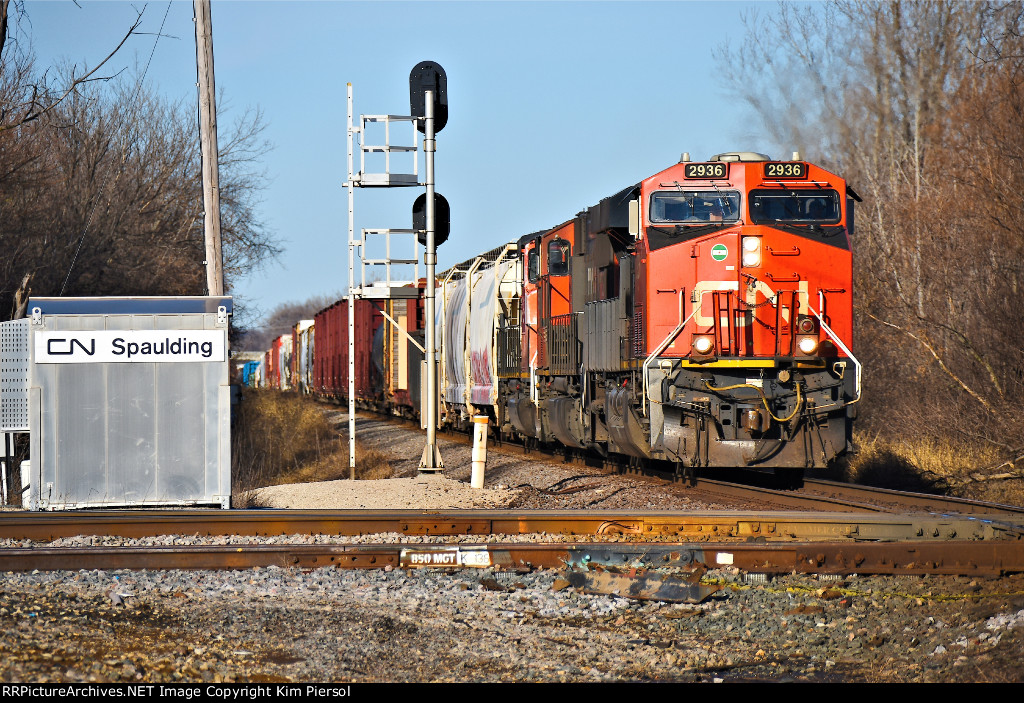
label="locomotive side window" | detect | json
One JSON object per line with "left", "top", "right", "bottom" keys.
{"left": 548, "top": 238, "right": 570, "bottom": 276}
{"left": 749, "top": 189, "right": 841, "bottom": 224}
{"left": 650, "top": 191, "right": 740, "bottom": 224}
{"left": 527, "top": 247, "right": 540, "bottom": 283}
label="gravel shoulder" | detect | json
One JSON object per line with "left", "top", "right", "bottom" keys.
{"left": 255, "top": 412, "right": 739, "bottom": 511}
{"left": 254, "top": 474, "right": 519, "bottom": 510}
{"left": 2, "top": 566, "right": 1024, "bottom": 683}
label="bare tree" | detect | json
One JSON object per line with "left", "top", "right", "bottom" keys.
{"left": 237, "top": 294, "right": 342, "bottom": 352}
{"left": 0, "top": 66, "right": 281, "bottom": 316}
{"left": 716, "top": 1, "right": 1024, "bottom": 461}
{"left": 0, "top": 0, "right": 145, "bottom": 133}
{"left": 0, "top": 3, "right": 281, "bottom": 320}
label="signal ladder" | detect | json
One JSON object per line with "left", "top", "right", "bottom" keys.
{"left": 345, "top": 85, "right": 423, "bottom": 300}
{"left": 341, "top": 84, "right": 429, "bottom": 478}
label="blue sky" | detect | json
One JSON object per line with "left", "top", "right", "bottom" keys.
{"left": 23, "top": 0, "right": 774, "bottom": 326}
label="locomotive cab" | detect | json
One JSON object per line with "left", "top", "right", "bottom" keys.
{"left": 638, "top": 152, "right": 858, "bottom": 470}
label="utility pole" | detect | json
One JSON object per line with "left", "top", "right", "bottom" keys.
{"left": 194, "top": 0, "right": 224, "bottom": 296}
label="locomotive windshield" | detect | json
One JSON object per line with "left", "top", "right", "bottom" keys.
{"left": 650, "top": 191, "right": 741, "bottom": 224}
{"left": 749, "top": 189, "right": 841, "bottom": 224}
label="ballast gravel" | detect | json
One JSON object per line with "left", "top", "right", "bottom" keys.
{"left": 1, "top": 566, "right": 1023, "bottom": 683}
{"left": 2, "top": 412, "right": 1024, "bottom": 683}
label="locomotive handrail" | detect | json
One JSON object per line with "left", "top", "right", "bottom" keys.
{"left": 808, "top": 301, "right": 862, "bottom": 404}
{"left": 642, "top": 290, "right": 699, "bottom": 417}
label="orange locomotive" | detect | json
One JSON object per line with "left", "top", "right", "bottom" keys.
{"left": 504, "top": 152, "right": 860, "bottom": 476}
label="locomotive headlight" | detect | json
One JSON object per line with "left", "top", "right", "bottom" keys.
{"left": 741, "top": 237, "right": 761, "bottom": 267}
{"left": 797, "top": 336, "right": 819, "bottom": 355}
{"left": 692, "top": 335, "right": 714, "bottom": 355}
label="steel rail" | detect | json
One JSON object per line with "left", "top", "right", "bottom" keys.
{"left": 3, "top": 540, "right": 1024, "bottom": 577}
{"left": 1, "top": 509, "right": 1022, "bottom": 542}
{"left": 692, "top": 477, "right": 1024, "bottom": 516}
{"left": 691, "top": 479, "right": 891, "bottom": 513}
{"left": 799, "top": 478, "right": 1024, "bottom": 516}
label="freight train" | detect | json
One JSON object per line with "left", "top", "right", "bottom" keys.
{"left": 249, "top": 152, "right": 860, "bottom": 477}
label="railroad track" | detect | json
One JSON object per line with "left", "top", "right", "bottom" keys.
{"left": 375, "top": 410, "right": 1024, "bottom": 517}
{"left": 692, "top": 476, "right": 1024, "bottom": 516}
{"left": 2, "top": 508, "right": 1024, "bottom": 576}
{"left": 799, "top": 478, "right": 1024, "bottom": 515}
{"left": 3, "top": 508, "right": 1020, "bottom": 541}
{"left": 5, "top": 539, "right": 1024, "bottom": 577}
{"left": 4, "top": 413, "right": 1019, "bottom": 579}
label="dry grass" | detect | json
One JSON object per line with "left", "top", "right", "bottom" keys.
{"left": 847, "top": 432, "right": 1024, "bottom": 504}
{"left": 231, "top": 391, "right": 393, "bottom": 507}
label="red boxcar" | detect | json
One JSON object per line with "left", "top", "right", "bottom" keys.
{"left": 313, "top": 298, "right": 384, "bottom": 401}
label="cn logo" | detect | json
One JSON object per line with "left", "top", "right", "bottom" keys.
{"left": 47, "top": 338, "right": 96, "bottom": 356}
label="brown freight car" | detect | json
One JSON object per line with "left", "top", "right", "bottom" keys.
{"left": 313, "top": 298, "right": 384, "bottom": 403}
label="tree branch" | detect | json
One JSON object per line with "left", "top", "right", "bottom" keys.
{"left": 0, "top": 7, "right": 144, "bottom": 132}
{"left": 866, "top": 312, "right": 994, "bottom": 413}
